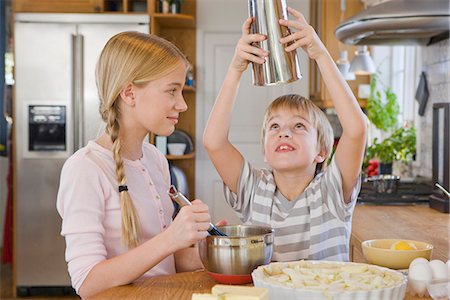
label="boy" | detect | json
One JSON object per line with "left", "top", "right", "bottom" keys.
{"left": 203, "top": 7, "right": 367, "bottom": 262}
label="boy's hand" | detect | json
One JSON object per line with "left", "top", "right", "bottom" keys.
{"left": 279, "top": 7, "right": 327, "bottom": 60}
{"left": 231, "top": 17, "right": 269, "bottom": 73}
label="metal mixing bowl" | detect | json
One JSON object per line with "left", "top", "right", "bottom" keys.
{"left": 198, "top": 225, "right": 274, "bottom": 276}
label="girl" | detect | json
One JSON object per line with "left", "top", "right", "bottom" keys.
{"left": 57, "top": 31, "right": 212, "bottom": 298}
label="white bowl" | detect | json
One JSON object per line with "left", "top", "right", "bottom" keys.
{"left": 167, "top": 143, "right": 186, "bottom": 155}
{"left": 252, "top": 260, "right": 407, "bottom": 300}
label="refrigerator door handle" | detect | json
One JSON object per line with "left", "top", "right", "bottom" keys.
{"left": 72, "top": 33, "right": 84, "bottom": 152}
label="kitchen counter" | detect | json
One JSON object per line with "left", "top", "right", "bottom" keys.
{"left": 350, "top": 204, "right": 449, "bottom": 263}
{"left": 89, "top": 205, "right": 448, "bottom": 300}
{"left": 88, "top": 269, "right": 433, "bottom": 300}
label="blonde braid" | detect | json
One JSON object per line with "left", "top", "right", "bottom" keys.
{"left": 107, "top": 104, "right": 140, "bottom": 248}
{"left": 96, "top": 31, "right": 189, "bottom": 249}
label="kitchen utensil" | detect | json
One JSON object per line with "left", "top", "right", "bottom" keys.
{"left": 367, "top": 175, "right": 400, "bottom": 194}
{"left": 435, "top": 183, "right": 450, "bottom": 198}
{"left": 362, "top": 239, "right": 433, "bottom": 269}
{"left": 169, "top": 165, "right": 188, "bottom": 197}
{"left": 198, "top": 225, "right": 274, "bottom": 284}
{"left": 248, "top": 0, "right": 301, "bottom": 86}
{"left": 167, "top": 185, "right": 227, "bottom": 236}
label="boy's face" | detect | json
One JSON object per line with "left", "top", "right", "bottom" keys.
{"left": 263, "top": 108, "right": 325, "bottom": 173}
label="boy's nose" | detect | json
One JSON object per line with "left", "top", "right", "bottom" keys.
{"left": 278, "top": 129, "right": 292, "bottom": 138}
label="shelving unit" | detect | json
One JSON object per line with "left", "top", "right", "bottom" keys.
{"left": 147, "top": 0, "right": 197, "bottom": 197}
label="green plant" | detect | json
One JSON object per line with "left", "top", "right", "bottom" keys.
{"left": 366, "top": 73, "right": 400, "bottom": 132}
{"left": 363, "top": 126, "right": 416, "bottom": 167}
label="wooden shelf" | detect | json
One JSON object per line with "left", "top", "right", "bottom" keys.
{"left": 183, "top": 86, "right": 195, "bottom": 93}
{"left": 152, "top": 13, "right": 195, "bottom": 29}
{"left": 166, "top": 152, "right": 195, "bottom": 160}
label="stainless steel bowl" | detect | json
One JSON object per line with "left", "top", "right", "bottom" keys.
{"left": 198, "top": 225, "right": 274, "bottom": 275}
{"left": 368, "top": 175, "right": 400, "bottom": 194}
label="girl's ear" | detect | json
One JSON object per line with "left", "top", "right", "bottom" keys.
{"left": 315, "top": 149, "right": 327, "bottom": 163}
{"left": 119, "top": 83, "right": 136, "bottom": 107}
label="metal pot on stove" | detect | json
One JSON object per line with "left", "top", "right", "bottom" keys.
{"left": 368, "top": 175, "right": 400, "bottom": 194}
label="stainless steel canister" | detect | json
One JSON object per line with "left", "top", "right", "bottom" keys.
{"left": 248, "top": 0, "right": 301, "bottom": 86}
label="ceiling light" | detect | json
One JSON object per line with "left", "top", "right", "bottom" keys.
{"left": 349, "top": 46, "right": 376, "bottom": 75}
{"left": 336, "top": 50, "right": 356, "bottom": 80}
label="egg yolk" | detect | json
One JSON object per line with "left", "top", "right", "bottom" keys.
{"left": 390, "top": 241, "right": 417, "bottom": 250}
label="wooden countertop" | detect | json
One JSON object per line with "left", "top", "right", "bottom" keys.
{"left": 88, "top": 270, "right": 215, "bottom": 300}
{"left": 89, "top": 204, "right": 449, "bottom": 300}
{"left": 352, "top": 204, "right": 449, "bottom": 262}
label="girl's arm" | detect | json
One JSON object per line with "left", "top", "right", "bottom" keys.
{"left": 203, "top": 17, "right": 268, "bottom": 193}
{"left": 280, "top": 7, "right": 367, "bottom": 203}
{"left": 78, "top": 201, "right": 210, "bottom": 298}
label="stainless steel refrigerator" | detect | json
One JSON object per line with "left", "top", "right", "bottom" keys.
{"left": 14, "top": 13, "right": 149, "bottom": 296}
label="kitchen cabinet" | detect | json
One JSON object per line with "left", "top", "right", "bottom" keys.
{"left": 13, "top": 0, "right": 149, "bottom": 13}
{"left": 309, "top": 0, "right": 370, "bottom": 108}
{"left": 148, "top": 0, "right": 197, "bottom": 198}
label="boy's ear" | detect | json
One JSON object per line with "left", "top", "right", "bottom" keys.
{"left": 119, "top": 83, "right": 136, "bottom": 107}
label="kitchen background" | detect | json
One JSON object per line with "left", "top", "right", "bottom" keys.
{"left": 0, "top": 0, "right": 449, "bottom": 297}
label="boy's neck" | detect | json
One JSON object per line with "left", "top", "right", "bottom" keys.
{"left": 273, "top": 168, "right": 316, "bottom": 201}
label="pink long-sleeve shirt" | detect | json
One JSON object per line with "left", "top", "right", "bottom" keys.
{"left": 56, "top": 141, "right": 176, "bottom": 293}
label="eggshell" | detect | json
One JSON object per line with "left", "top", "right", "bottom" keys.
{"left": 409, "top": 257, "right": 429, "bottom": 269}
{"left": 429, "top": 260, "right": 448, "bottom": 280}
{"left": 408, "top": 262, "right": 433, "bottom": 296}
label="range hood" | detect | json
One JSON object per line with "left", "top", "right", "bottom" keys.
{"left": 335, "top": 0, "right": 450, "bottom": 46}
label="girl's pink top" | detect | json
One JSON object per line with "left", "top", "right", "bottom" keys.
{"left": 57, "top": 141, "right": 176, "bottom": 293}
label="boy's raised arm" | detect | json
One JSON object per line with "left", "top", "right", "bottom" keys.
{"left": 203, "top": 18, "right": 268, "bottom": 193}
{"left": 280, "top": 7, "right": 368, "bottom": 203}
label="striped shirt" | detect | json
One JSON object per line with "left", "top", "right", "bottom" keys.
{"left": 224, "top": 158, "right": 361, "bottom": 262}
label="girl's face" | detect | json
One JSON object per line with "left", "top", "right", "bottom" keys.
{"left": 132, "top": 63, "right": 188, "bottom": 136}
{"left": 263, "top": 108, "right": 324, "bottom": 174}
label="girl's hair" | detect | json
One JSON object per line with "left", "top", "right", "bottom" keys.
{"left": 95, "top": 31, "right": 187, "bottom": 248}
{"left": 261, "top": 94, "right": 334, "bottom": 173}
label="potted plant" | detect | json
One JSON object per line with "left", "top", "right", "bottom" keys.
{"left": 364, "top": 126, "right": 416, "bottom": 175}
{"left": 366, "top": 72, "right": 400, "bottom": 132}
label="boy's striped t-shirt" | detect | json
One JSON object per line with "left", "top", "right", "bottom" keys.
{"left": 223, "top": 158, "right": 361, "bottom": 262}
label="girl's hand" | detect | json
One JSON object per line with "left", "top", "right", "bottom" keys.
{"left": 166, "top": 199, "right": 211, "bottom": 250}
{"left": 231, "top": 17, "right": 269, "bottom": 73}
{"left": 279, "top": 7, "right": 327, "bottom": 60}
{"left": 215, "top": 219, "right": 227, "bottom": 227}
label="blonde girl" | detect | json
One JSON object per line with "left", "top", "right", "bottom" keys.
{"left": 57, "top": 31, "right": 212, "bottom": 298}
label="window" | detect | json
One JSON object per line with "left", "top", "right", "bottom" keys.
{"left": 370, "top": 45, "right": 422, "bottom": 134}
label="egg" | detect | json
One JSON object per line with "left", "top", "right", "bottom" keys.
{"left": 409, "top": 257, "right": 429, "bottom": 268}
{"left": 429, "top": 260, "right": 449, "bottom": 280}
{"left": 447, "top": 260, "right": 450, "bottom": 274}
{"left": 408, "top": 261, "right": 433, "bottom": 296}
{"left": 390, "top": 240, "right": 417, "bottom": 250}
